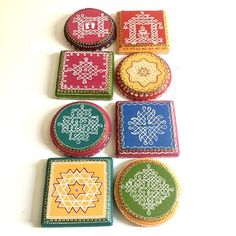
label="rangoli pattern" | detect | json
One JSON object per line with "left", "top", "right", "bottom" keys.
{"left": 57, "top": 104, "right": 103, "bottom": 144}
{"left": 122, "top": 164, "right": 174, "bottom": 215}
{"left": 128, "top": 106, "right": 167, "bottom": 145}
{"left": 127, "top": 58, "right": 161, "bottom": 87}
{"left": 52, "top": 168, "right": 102, "bottom": 213}
{"left": 66, "top": 57, "right": 106, "bottom": 85}
{"left": 123, "top": 11, "right": 163, "bottom": 45}
{"left": 73, "top": 13, "right": 109, "bottom": 39}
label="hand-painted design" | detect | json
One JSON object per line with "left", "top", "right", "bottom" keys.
{"left": 66, "top": 57, "right": 106, "bottom": 85}
{"left": 72, "top": 13, "right": 109, "bottom": 39}
{"left": 52, "top": 168, "right": 102, "bottom": 213}
{"left": 127, "top": 58, "right": 161, "bottom": 87}
{"left": 123, "top": 11, "right": 163, "bottom": 45}
{"left": 121, "top": 164, "right": 174, "bottom": 215}
{"left": 57, "top": 104, "right": 103, "bottom": 144}
{"left": 128, "top": 106, "right": 167, "bottom": 145}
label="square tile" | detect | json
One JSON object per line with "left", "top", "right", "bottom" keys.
{"left": 41, "top": 157, "right": 113, "bottom": 227}
{"left": 55, "top": 51, "right": 114, "bottom": 99}
{"left": 116, "top": 101, "right": 179, "bottom": 157}
{"left": 117, "top": 10, "right": 169, "bottom": 53}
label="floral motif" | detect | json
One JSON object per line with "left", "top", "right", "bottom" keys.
{"left": 127, "top": 58, "right": 161, "bottom": 87}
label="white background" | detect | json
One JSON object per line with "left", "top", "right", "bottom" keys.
{"left": 1, "top": 0, "right": 236, "bottom": 235}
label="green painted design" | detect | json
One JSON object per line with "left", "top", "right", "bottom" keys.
{"left": 54, "top": 103, "right": 105, "bottom": 150}
{"left": 121, "top": 162, "right": 177, "bottom": 219}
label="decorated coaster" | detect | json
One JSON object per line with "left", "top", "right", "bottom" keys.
{"left": 114, "top": 159, "right": 179, "bottom": 226}
{"left": 41, "top": 157, "right": 113, "bottom": 227}
{"left": 116, "top": 101, "right": 179, "bottom": 157}
{"left": 64, "top": 8, "right": 116, "bottom": 51}
{"left": 117, "top": 10, "right": 169, "bottom": 54}
{"left": 50, "top": 102, "right": 111, "bottom": 157}
{"left": 116, "top": 52, "right": 171, "bottom": 100}
{"left": 55, "top": 51, "right": 114, "bottom": 99}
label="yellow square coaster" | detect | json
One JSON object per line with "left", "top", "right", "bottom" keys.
{"left": 41, "top": 157, "right": 113, "bottom": 227}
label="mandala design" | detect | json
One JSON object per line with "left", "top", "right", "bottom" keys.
{"left": 57, "top": 104, "right": 103, "bottom": 144}
{"left": 73, "top": 13, "right": 109, "bottom": 39}
{"left": 128, "top": 106, "right": 167, "bottom": 145}
{"left": 122, "top": 164, "right": 174, "bottom": 215}
{"left": 66, "top": 57, "right": 106, "bottom": 84}
{"left": 127, "top": 58, "right": 161, "bottom": 87}
{"left": 52, "top": 168, "right": 102, "bottom": 213}
{"left": 123, "top": 11, "right": 163, "bottom": 45}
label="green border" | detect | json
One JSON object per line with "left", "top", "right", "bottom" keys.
{"left": 41, "top": 157, "right": 113, "bottom": 227}
{"left": 55, "top": 51, "right": 114, "bottom": 100}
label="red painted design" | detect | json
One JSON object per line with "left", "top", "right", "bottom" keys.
{"left": 66, "top": 9, "right": 112, "bottom": 43}
{"left": 120, "top": 11, "right": 166, "bottom": 46}
{"left": 61, "top": 52, "right": 109, "bottom": 91}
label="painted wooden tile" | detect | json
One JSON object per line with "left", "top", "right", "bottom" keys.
{"left": 117, "top": 10, "right": 169, "bottom": 53}
{"left": 116, "top": 101, "right": 179, "bottom": 157}
{"left": 64, "top": 8, "right": 116, "bottom": 51}
{"left": 41, "top": 157, "right": 113, "bottom": 227}
{"left": 116, "top": 52, "right": 171, "bottom": 100}
{"left": 50, "top": 102, "right": 111, "bottom": 157}
{"left": 114, "top": 159, "right": 179, "bottom": 226}
{"left": 56, "top": 51, "right": 114, "bottom": 99}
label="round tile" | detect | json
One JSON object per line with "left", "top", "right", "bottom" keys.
{"left": 116, "top": 53, "right": 171, "bottom": 100}
{"left": 64, "top": 8, "right": 116, "bottom": 51}
{"left": 50, "top": 101, "right": 111, "bottom": 157}
{"left": 114, "top": 159, "right": 179, "bottom": 226}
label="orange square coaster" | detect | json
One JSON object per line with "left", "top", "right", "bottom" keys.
{"left": 117, "top": 10, "right": 169, "bottom": 54}
{"left": 41, "top": 157, "right": 113, "bottom": 227}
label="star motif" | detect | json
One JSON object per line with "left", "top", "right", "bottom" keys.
{"left": 52, "top": 168, "right": 102, "bottom": 213}
{"left": 127, "top": 58, "right": 161, "bottom": 87}
{"left": 68, "top": 181, "right": 85, "bottom": 199}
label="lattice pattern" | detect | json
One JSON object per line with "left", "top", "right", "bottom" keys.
{"left": 128, "top": 106, "right": 167, "bottom": 145}
{"left": 66, "top": 57, "right": 106, "bottom": 85}
{"left": 57, "top": 104, "right": 103, "bottom": 144}
{"left": 123, "top": 11, "right": 163, "bottom": 45}
{"left": 122, "top": 164, "right": 174, "bottom": 215}
{"left": 127, "top": 58, "right": 161, "bottom": 87}
{"left": 52, "top": 168, "right": 102, "bottom": 213}
{"left": 73, "top": 13, "right": 109, "bottom": 39}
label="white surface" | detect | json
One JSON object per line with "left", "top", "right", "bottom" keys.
{"left": 1, "top": 0, "right": 236, "bottom": 235}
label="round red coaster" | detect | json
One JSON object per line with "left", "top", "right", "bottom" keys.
{"left": 64, "top": 8, "right": 116, "bottom": 51}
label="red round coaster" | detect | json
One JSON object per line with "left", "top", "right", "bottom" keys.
{"left": 64, "top": 8, "right": 116, "bottom": 51}
{"left": 50, "top": 101, "right": 111, "bottom": 157}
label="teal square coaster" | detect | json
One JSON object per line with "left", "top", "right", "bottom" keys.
{"left": 41, "top": 157, "right": 113, "bottom": 227}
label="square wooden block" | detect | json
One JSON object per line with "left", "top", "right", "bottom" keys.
{"left": 116, "top": 101, "right": 179, "bottom": 157}
{"left": 117, "top": 10, "right": 169, "bottom": 53}
{"left": 55, "top": 51, "right": 114, "bottom": 99}
{"left": 41, "top": 157, "right": 113, "bottom": 227}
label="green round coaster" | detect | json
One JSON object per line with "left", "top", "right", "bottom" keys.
{"left": 115, "top": 159, "right": 179, "bottom": 226}
{"left": 50, "top": 102, "right": 111, "bottom": 157}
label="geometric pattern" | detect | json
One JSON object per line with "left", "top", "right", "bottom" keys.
{"left": 123, "top": 11, "right": 164, "bottom": 45}
{"left": 57, "top": 104, "right": 103, "bottom": 144}
{"left": 52, "top": 168, "right": 102, "bottom": 213}
{"left": 66, "top": 57, "right": 106, "bottom": 85}
{"left": 127, "top": 58, "right": 161, "bottom": 87}
{"left": 128, "top": 106, "right": 167, "bottom": 145}
{"left": 72, "top": 13, "right": 109, "bottom": 39}
{"left": 121, "top": 164, "right": 174, "bottom": 215}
